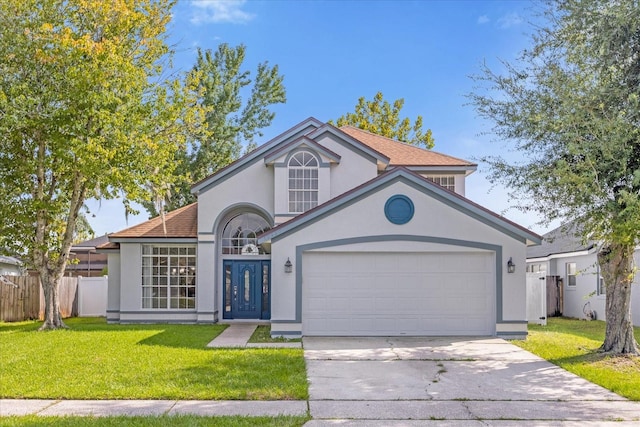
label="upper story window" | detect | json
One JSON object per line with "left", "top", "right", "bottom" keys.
{"left": 426, "top": 175, "right": 455, "bottom": 191}
{"left": 221, "top": 213, "right": 271, "bottom": 255}
{"left": 288, "top": 151, "right": 318, "bottom": 213}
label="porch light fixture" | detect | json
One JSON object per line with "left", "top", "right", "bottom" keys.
{"left": 284, "top": 258, "right": 293, "bottom": 273}
{"left": 507, "top": 257, "right": 516, "bottom": 274}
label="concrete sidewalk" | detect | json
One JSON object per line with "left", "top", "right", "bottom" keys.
{"left": 206, "top": 323, "right": 301, "bottom": 348}
{"left": 0, "top": 399, "right": 308, "bottom": 417}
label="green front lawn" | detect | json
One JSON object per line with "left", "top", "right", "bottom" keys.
{"left": 0, "top": 415, "right": 309, "bottom": 427}
{"left": 514, "top": 318, "right": 640, "bottom": 400}
{"left": 0, "top": 318, "right": 308, "bottom": 400}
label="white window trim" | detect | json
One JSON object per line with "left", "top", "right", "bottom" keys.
{"left": 566, "top": 262, "right": 577, "bottom": 287}
{"left": 426, "top": 175, "right": 456, "bottom": 191}
{"left": 141, "top": 245, "right": 196, "bottom": 310}
{"left": 288, "top": 151, "right": 319, "bottom": 214}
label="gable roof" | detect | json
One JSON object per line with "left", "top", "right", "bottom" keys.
{"left": 263, "top": 136, "right": 341, "bottom": 165}
{"left": 109, "top": 203, "right": 197, "bottom": 240}
{"left": 191, "top": 118, "right": 478, "bottom": 196}
{"left": 258, "top": 167, "right": 541, "bottom": 246}
{"left": 339, "top": 126, "right": 476, "bottom": 169}
{"left": 526, "top": 222, "right": 596, "bottom": 259}
{"left": 191, "top": 117, "right": 325, "bottom": 194}
{"left": 306, "top": 124, "right": 390, "bottom": 166}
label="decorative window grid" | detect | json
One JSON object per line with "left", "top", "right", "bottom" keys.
{"left": 288, "top": 151, "right": 319, "bottom": 213}
{"left": 426, "top": 175, "right": 456, "bottom": 191}
{"left": 221, "top": 213, "right": 270, "bottom": 255}
{"left": 141, "top": 245, "right": 196, "bottom": 309}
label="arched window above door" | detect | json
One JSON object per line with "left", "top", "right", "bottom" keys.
{"left": 221, "top": 213, "right": 270, "bottom": 255}
{"left": 288, "top": 151, "right": 319, "bottom": 213}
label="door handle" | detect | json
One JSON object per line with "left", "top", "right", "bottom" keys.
{"left": 233, "top": 285, "right": 238, "bottom": 298}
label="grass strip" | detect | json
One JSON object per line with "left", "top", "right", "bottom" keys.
{"left": 514, "top": 317, "right": 640, "bottom": 400}
{"left": 248, "top": 325, "right": 301, "bottom": 343}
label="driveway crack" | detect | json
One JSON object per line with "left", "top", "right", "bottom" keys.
{"left": 386, "top": 337, "right": 401, "bottom": 360}
{"left": 460, "top": 400, "right": 487, "bottom": 424}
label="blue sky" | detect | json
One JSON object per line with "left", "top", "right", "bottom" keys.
{"left": 86, "top": 0, "right": 551, "bottom": 237}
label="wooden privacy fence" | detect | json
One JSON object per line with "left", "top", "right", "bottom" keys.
{"left": 0, "top": 276, "right": 78, "bottom": 322}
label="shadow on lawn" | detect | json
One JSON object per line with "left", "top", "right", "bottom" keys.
{"left": 532, "top": 319, "right": 640, "bottom": 348}
{"left": 0, "top": 321, "right": 41, "bottom": 333}
{"left": 0, "top": 318, "right": 227, "bottom": 350}
{"left": 549, "top": 350, "right": 640, "bottom": 368}
{"left": 137, "top": 325, "right": 226, "bottom": 349}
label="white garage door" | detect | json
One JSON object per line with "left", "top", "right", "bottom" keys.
{"left": 302, "top": 252, "right": 495, "bottom": 336}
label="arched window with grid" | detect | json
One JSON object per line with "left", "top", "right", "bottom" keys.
{"left": 288, "top": 151, "right": 318, "bottom": 213}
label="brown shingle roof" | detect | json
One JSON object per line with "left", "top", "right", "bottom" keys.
{"left": 109, "top": 203, "right": 197, "bottom": 239}
{"left": 339, "top": 126, "right": 476, "bottom": 167}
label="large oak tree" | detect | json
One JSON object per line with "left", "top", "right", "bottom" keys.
{"left": 0, "top": 0, "right": 204, "bottom": 329}
{"left": 469, "top": 0, "right": 639, "bottom": 354}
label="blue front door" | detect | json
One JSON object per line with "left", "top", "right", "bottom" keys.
{"left": 223, "top": 260, "right": 270, "bottom": 319}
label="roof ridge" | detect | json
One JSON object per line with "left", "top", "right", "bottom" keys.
{"left": 191, "top": 117, "right": 324, "bottom": 192}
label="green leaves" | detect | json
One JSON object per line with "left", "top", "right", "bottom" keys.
{"left": 0, "top": 0, "right": 200, "bottom": 280}
{"left": 332, "top": 91, "right": 435, "bottom": 149}
{"left": 144, "top": 43, "right": 287, "bottom": 215}
{"left": 469, "top": 0, "right": 640, "bottom": 247}
{"left": 469, "top": 0, "right": 640, "bottom": 353}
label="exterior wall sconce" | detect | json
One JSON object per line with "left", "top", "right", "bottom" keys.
{"left": 284, "top": 258, "right": 293, "bottom": 273}
{"left": 507, "top": 257, "right": 516, "bottom": 274}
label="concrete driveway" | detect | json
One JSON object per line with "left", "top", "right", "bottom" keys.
{"left": 303, "top": 336, "right": 640, "bottom": 426}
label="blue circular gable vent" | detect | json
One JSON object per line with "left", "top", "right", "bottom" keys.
{"left": 384, "top": 195, "right": 414, "bottom": 225}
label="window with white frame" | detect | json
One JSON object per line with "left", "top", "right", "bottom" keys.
{"left": 142, "top": 245, "right": 196, "bottom": 309}
{"left": 426, "top": 175, "right": 455, "bottom": 191}
{"left": 597, "top": 276, "right": 605, "bottom": 295}
{"left": 288, "top": 151, "right": 319, "bottom": 213}
{"left": 220, "top": 213, "right": 270, "bottom": 255}
{"left": 566, "top": 262, "right": 577, "bottom": 287}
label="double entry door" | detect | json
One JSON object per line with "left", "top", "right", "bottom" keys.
{"left": 223, "top": 260, "right": 270, "bottom": 319}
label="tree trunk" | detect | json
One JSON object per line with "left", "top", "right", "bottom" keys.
{"left": 39, "top": 270, "right": 67, "bottom": 330}
{"left": 598, "top": 243, "right": 639, "bottom": 355}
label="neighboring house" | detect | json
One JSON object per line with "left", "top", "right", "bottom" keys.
{"left": 67, "top": 235, "right": 109, "bottom": 277}
{"left": 0, "top": 255, "right": 23, "bottom": 276}
{"left": 526, "top": 223, "right": 640, "bottom": 327}
{"left": 101, "top": 118, "right": 541, "bottom": 338}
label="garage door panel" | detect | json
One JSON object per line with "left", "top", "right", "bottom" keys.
{"left": 303, "top": 252, "right": 495, "bottom": 336}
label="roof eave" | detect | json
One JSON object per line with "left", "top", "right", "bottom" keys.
{"left": 109, "top": 237, "right": 198, "bottom": 243}
{"left": 391, "top": 165, "right": 478, "bottom": 174}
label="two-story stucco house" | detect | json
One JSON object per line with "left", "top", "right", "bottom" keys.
{"left": 101, "top": 118, "right": 541, "bottom": 338}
